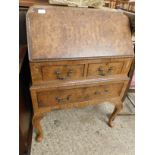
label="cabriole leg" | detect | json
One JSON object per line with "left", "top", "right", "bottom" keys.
{"left": 108, "top": 99, "right": 123, "bottom": 127}
{"left": 32, "top": 114, "right": 44, "bottom": 142}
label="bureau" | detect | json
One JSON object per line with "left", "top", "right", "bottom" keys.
{"left": 26, "top": 5, "right": 134, "bottom": 142}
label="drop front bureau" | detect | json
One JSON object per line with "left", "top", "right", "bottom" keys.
{"left": 26, "top": 5, "right": 134, "bottom": 142}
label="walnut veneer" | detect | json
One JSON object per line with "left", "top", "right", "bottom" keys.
{"left": 27, "top": 5, "right": 134, "bottom": 142}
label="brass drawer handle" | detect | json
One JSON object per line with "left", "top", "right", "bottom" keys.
{"left": 108, "top": 67, "right": 113, "bottom": 72}
{"left": 98, "top": 67, "right": 105, "bottom": 76}
{"left": 55, "top": 69, "right": 74, "bottom": 80}
{"left": 55, "top": 95, "right": 71, "bottom": 104}
{"left": 55, "top": 70, "right": 65, "bottom": 80}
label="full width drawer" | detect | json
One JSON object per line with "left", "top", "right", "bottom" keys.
{"left": 36, "top": 82, "right": 124, "bottom": 107}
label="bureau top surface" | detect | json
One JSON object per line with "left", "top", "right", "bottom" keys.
{"left": 26, "top": 5, "right": 134, "bottom": 61}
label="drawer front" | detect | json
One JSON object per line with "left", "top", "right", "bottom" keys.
{"left": 30, "top": 58, "right": 132, "bottom": 84}
{"left": 42, "top": 65, "right": 84, "bottom": 81}
{"left": 30, "top": 63, "right": 85, "bottom": 84}
{"left": 37, "top": 82, "right": 124, "bottom": 107}
{"left": 87, "top": 62, "right": 124, "bottom": 77}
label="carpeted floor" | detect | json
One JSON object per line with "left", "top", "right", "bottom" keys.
{"left": 31, "top": 93, "right": 135, "bottom": 155}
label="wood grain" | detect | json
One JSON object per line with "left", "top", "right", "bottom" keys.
{"left": 37, "top": 82, "right": 124, "bottom": 107}
{"left": 27, "top": 5, "right": 134, "bottom": 61}
{"left": 30, "top": 57, "right": 133, "bottom": 85}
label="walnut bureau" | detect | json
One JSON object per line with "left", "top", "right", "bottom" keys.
{"left": 26, "top": 5, "right": 134, "bottom": 142}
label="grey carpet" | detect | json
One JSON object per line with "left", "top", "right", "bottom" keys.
{"left": 31, "top": 94, "right": 135, "bottom": 155}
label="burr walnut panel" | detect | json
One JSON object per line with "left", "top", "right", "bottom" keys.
{"left": 87, "top": 61, "right": 124, "bottom": 77}
{"left": 30, "top": 58, "right": 132, "bottom": 85}
{"left": 27, "top": 5, "right": 134, "bottom": 61}
{"left": 42, "top": 64, "right": 84, "bottom": 81}
{"left": 37, "top": 82, "right": 124, "bottom": 108}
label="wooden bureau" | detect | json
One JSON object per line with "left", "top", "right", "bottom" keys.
{"left": 26, "top": 5, "right": 134, "bottom": 142}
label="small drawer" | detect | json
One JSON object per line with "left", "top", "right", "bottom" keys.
{"left": 30, "top": 63, "right": 85, "bottom": 84}
{"left": 87, "top": 62, "right": 124, "bottom": 77}
{"left": 42, "top": 65, "right": 84, "bottom": 81}
{"left": 36, "top": 82, "right": 124, "bottom": 107}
